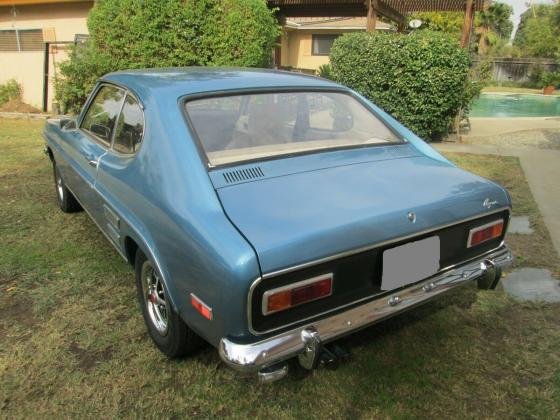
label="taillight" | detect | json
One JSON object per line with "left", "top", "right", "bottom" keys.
{"left": 262, "top": 274, "right": 333, "bottom": 315}
{"left": 190, "top": 293, "right": 213, "bottom": 320}
{"left": 467, "top": 219, "right": 504, "bottom": 248}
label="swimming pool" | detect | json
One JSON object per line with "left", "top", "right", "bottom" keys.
{"left": 470, "top": 93, "right": 560, "bottom": 117}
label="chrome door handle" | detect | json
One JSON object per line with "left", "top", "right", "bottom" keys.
{"left": 87, "top": 159, "right": 98, "bottom": 168}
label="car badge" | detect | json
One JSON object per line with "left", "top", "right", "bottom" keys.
{"left": 483, "top": 198, "right": 498, "bottom": 209}
{"left": 407, "top": 211, "right": 416, "bottom": 223}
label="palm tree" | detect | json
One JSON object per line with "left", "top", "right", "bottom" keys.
{"left": 476, "top": 2, "right": 513, "bottom": 55}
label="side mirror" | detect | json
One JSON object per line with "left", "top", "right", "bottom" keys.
{"left": 90, "top": 123, "right": 110, "bottom": 141}
{"left": 60, "top": 118, "right": 77, "bottom": 130}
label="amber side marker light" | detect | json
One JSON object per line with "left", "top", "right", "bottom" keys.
{"left": 467, "top": 219, "right": 504, "bottom": 248}
{"left": 190, "top": 293, "right": 213, "bottom": 320}
{"left": 262, "top": 274, "right": 333, "bottom": 315}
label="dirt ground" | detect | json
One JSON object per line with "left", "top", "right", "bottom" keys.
{"left": 0, "top": 99, "right": 42, "bottom": 113}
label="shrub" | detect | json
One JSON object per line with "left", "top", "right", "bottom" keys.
{"left": 463, "top": 58, "right": 492, "bottom": 115}
{"left": 330, "top": 30, "right": 471, "bottom": 140}
{"left": 540, "top": 71, "right": 560, "bottom": 88}
{"left": 56, "top": 0, "right": 279, "bottom": 113}
{"left": 0, "top": 79, "right": 22, "bottom": 106}
{"left": 317, "top": 63, "right": 333, "bottom": 80}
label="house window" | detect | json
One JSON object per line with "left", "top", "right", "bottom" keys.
{"left": 0, "top": 29, "right": 44, "bottom": 52}
{"left": 311, "top": 34, "right": 339, "bottom": 56}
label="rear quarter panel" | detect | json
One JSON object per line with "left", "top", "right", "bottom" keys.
{"left": 94, "top": 91, "right": 261, "bottom": 347}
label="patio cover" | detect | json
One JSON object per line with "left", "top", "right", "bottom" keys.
{"left": 268, "top": 1, "right": 488, "bottom": 21}
{"left": 269, "top": 0, "right": 489, "bottom": 46}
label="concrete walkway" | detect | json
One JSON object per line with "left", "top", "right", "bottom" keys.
{"left": 464, "top": 117, "right": 559, "bottom": 138}
{"left": 434, "top": 143, "right": 560, "bottom": 256}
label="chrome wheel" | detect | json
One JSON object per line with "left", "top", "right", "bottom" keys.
{"left": 141, "top": 262, "right": 169, "bottom": 335}
{"left": 55, "top": 169, "right": 64, "bottom": 202}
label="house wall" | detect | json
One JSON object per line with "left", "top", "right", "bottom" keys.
{"left": 0, "top": 1, "right": 92, "bottom": 110}
{"left": 281, "top": 29, "right": 360, "bottom": 71}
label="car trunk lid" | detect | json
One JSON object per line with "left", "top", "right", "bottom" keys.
{"left": 212, "top": 148, "right": 509, "bottom": 274}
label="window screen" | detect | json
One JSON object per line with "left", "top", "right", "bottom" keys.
{"left": 113, "top": 95, "right": 144, "bottom": 154}
{"left": 312, "top": 35, "right": 338, "bottom": 56}
{"left": 0, "top": 29, "right": 43, "bottom": 51}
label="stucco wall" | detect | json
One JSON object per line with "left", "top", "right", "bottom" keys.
{"left": 0, "top": 1, "right": 92, "bottom": 110}
{"left": 281, "top": 29, "right": 360, "bottom": 71}
{"left": 282, "top": 31, "right": 328, "bottom": 71}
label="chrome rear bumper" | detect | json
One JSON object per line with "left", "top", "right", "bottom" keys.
{"left": 219, "top": 245, "right": 512, "bottom": 375}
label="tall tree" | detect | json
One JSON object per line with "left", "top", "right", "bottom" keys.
{"left": 478, "top": 2, "right": 513, "bottom": 39}
{"left": 513, "top": 3, "right": 560, "bottom": 58}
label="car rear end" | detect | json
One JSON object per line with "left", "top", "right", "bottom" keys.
{"left": 182, "top": 85, "right": 513, "bottom": 381}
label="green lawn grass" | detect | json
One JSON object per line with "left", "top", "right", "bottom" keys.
{"left": 1, "top": 118, "right": 560, "bottom": 418}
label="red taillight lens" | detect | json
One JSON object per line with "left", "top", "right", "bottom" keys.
{"left": 263, "top": 274, "right": 333, "bottom": 315}
{"left": 467, "top": 219, "right": 504, "bottom": 248}
{"left": 190, "top": 293, "right": 213, "bottom": 320}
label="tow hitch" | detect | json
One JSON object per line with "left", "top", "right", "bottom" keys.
{"left": 257, "top": 327, "right": 351, "bottom": 383}
{"left": 477, "top": 259, "right": 504, "bottom": 290}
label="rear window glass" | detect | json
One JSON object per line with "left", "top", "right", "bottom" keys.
{"left": 185, "top": 91, "right": 401, "bottom": 166}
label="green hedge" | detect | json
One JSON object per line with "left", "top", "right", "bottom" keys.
{"left": 56, "top": 0, "right": 279, "bottom": 113}
{"left": 330, "top": 30, "right": 472, "bottom": 140}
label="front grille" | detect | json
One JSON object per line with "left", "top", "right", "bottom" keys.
{"left": 250, "top": 209, "right": 509, "bottom": 334}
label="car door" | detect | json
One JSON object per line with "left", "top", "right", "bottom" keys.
{"left": 69, "top": 84, "right": 126, "bottom": 223}
{"left": 95, "top": 92, "right": 145, "bottom": 248}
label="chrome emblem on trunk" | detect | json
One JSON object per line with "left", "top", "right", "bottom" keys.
{"left": 483, "top": 198, "right": 498, "bottom": 209}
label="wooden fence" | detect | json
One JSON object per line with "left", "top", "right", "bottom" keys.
{"left": 472, "top": 58, "right": 559, "bottom": 82}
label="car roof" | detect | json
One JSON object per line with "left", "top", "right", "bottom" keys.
{"left": 102, "top": 67, "right": 344, "bottom": 99}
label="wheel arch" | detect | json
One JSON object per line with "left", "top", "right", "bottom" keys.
{"left": 45, "top": 145, "right": 54, "bottom": 162}
{"left": 124, "top": 235, "right": 139, "bottom": 266}
{"left": 121, "top": 230, "right": 181, "bottom": 313}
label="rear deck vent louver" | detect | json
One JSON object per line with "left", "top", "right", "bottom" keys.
{"left": 223, "top": 167, "right": 265, "bottom": 184}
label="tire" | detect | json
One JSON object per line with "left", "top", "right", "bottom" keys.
{"left": 52, "top": 161, "right": 82, "bottom": 213}
{"left": 135, "top": 249, "right": 202, "bottom": 357}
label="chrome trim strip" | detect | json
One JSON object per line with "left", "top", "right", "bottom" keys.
{"left": 223, "top": 245, "right": 512, "bottom": 372}
{"left": 467, "top": 219, "right": 504, "bottom": 248}
{"left": 263, "top": 207, "right": 510, "bottom": 279}
{"left": 248, "top": 239, "right": 509, "bottom": 336}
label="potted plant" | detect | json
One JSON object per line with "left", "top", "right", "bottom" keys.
{"left": 541, "top": 71, "right": 560, "bottom": 95}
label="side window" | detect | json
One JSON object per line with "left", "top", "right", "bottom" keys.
{"left": 113, "top": 94, "right": 144, "bottom": 154}
{"left": 81, "top": 85, "right": 125, "bottom": 145}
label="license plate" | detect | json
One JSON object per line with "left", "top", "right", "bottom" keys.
{"left": 381, "top": 236, "right": 440, "bottom": 291}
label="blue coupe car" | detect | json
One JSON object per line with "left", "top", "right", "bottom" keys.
{"left": 44, "top": 68, "right": 512, "bottom": 382}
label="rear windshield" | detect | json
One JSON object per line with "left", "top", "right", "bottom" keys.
{"left": 185, "top": 91, "right": 402, "bottom": 166}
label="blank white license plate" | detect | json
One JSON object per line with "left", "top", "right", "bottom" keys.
{"left": 381, "top": 236, "right": 440, "bottom": 291}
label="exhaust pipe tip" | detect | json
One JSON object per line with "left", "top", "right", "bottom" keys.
{"left": 258, "top": 363, "right": 289, "bottom": 384}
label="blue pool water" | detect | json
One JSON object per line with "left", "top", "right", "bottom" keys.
{"left": 470, "top": 93, "right": 560, "bottom": 118}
